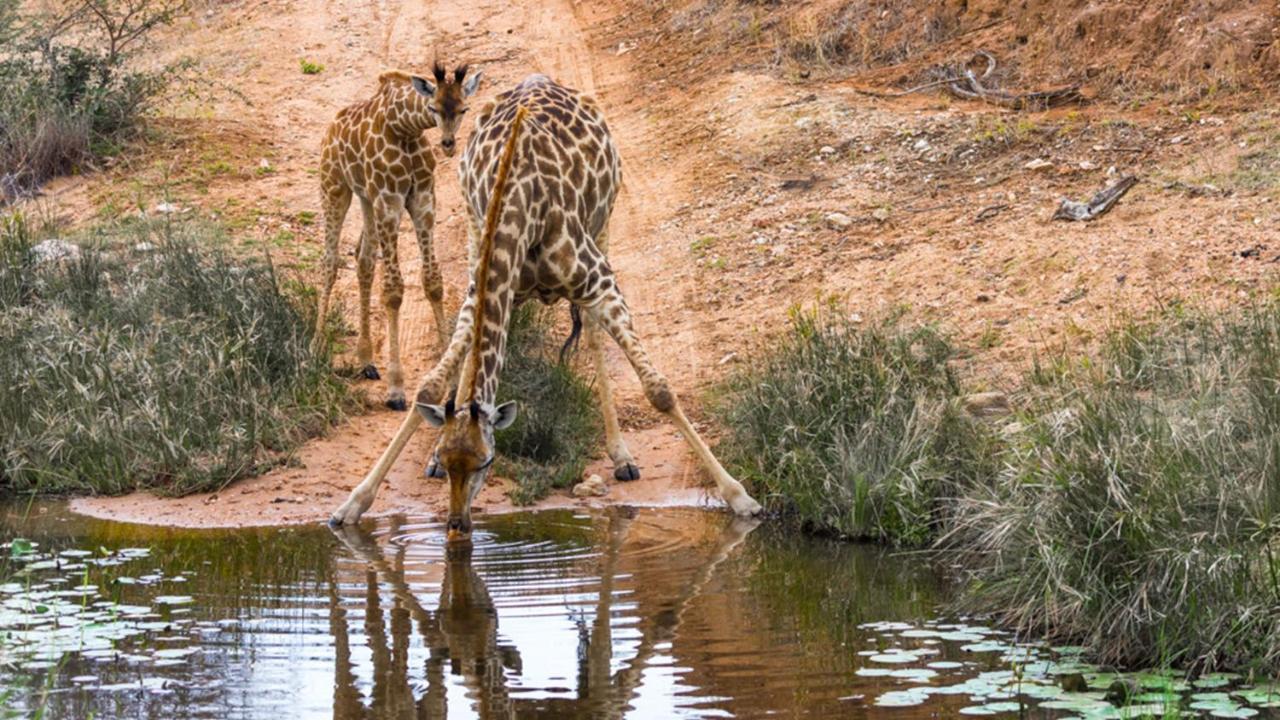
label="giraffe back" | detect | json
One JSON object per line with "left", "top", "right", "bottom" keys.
{"left": 457, "top": 75, "right": 621, "bottom": 305}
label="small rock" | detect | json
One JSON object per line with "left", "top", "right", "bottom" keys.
{"left": 912, "top": 138, "right": 931, "bottom": 153}
{"left": 1169, "top": 135, "right": 1185, "bottom": 145}
{"left": 871, "top": 207, "right": 890, "bottom": 222}
{"left": 1059, "top": 673, "right": 1089, "bottom": 693}
{"left": 962, "top": 392, "right": 1012, "bottom": 418}
{"left": 572, "top": 474, "right": 608, "bottom": 498}
{"left": 825, "top": 211, "right": 853, "bottom": 230}
{"left": 1105, "top": 679, "right": 1139, "bottom": 705}
{"left": 975, "top": 293, "right": 992, "bottom": 303}
{"left": 718, "top": 352, "right": 738, "bottom": 365}
{"left": 1078, "top": 160, "right": 1097, "bottom": 170}
{"left": 258, "top": 158, "right": 272, "bottom": 171}
{"left": 819, "top": 145, "right": 836, "bottom": 156}
{"left": 154, "top": 202, "right": 180, "bottom": 214}
{"left": 30, "top": 239, "right": 80, "bottom": 264}
{"left": 1024, "top": 158, "right": 1053, "bottom": 171}
{"left": 134, "top": 242, "right": 156, "bottom": 253}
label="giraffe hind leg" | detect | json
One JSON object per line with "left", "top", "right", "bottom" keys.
{"left": 315, "top": 185, "right": 351, "bottom": 354}
{"left": 587, "top": 291, "right": 762, "bottom": 515}
{"left": 584, "top": 310, "right": 639, "bottom": 481}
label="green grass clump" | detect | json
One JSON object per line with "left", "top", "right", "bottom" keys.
{"left": 0, "top": 214, "right": 354, "bottom": 496}
{"left": 943, "top": 303, "right": 1280, "bottom": 673}
{"left": 299, "top": 59, "right": 324, "bottom": 75}
{"left": 715, "top": 307, "right": 992, "bottom": 545}
{"left": 495, "top": 305, "right": 599, "bottom": 504}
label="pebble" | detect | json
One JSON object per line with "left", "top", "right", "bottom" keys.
{"left": 572, "top": 475, "right": 608, "bottom": 498}
{"left": 825, "top": 211, "right": 853, "bottom": 229}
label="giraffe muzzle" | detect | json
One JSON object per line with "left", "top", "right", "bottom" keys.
{"left": 446, "top": 515, "right": 472, "bottom": 542}
{"left": 440, "top": 138, "right": 456, "bottom": 156}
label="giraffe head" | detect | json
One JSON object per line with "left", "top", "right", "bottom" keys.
{"left": 419, "top": 399, "right": 517, "bottom": 541}
{"left": 408, "top": 62, "right": 482, "bottom": 156}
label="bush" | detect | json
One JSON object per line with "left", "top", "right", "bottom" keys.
{"left": 0, "top": 0, "right": 183, "bottom": 202}
{"left": 942, "top": 304, "right": 1280, "bottom": 673}
{"left": 0, "top": 214, "right": 354, "bottom": 496}
{"left": 715, "top": 307, "right": 993, "bottom": 545}
{"left": 496, "top": 304, "right": 599, "bottom": 505}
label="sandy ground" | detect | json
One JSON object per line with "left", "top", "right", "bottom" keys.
{"left": 69, "top": 0, "right": 738, "bottom": 527}
{"left": 47, "top": 0, "right": 1280, "bottom": 527}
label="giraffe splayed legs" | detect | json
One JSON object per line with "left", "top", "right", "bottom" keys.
{"left": 329, "top": 75, "right": 761, "bottom": 531}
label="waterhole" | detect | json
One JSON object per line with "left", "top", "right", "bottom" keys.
{"left": 1, "top": 505, "right": 1277, "bottom": 719}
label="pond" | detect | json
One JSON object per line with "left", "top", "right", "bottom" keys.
{"left": 0, "top": 504, "right": 1277, "bottom": 719}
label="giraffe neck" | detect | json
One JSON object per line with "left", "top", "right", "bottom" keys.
{"left": 381, "top": 85, "right": 434, "bottom": 138}
{"left": 457, "top": 106, "right": 529, "bottom": 407}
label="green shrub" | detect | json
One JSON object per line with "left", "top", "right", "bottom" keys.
{"left": 496, "top": 305, "right": 599, "bottom": 505}
{"left": 0, "top": 0, "right": 184, "bottom": 202}
{"left": 943, "top": 304, "right": 1280, "bottom": 673}
{"left": 0, "top": 213, "right": 355, "bottom": 496}
{"left": 299, "top": 59, "right": 324, "bottom": 75}
{"left": 715, "top": 307, "right": 993, "bottom": 545}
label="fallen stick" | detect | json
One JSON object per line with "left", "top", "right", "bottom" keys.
{"left": 1053, "top": 175, "right": 1139, "bottom": 221}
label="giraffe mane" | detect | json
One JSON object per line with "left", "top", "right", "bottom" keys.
{"left": 458, "top": 104, "right": 529, "bottom": 407}
{"left": 377, "top": 70, "right": 413, "bottom": 85}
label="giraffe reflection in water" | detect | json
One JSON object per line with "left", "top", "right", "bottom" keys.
{"left": 327, "top": 508, "right": 760, "bottom": 718}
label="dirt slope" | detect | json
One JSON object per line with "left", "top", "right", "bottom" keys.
{"left": 59, "top": 0, "right": 1280, "bottom": 527}
{"left": 70, "top": 0, "right": 735, "bottom": 527}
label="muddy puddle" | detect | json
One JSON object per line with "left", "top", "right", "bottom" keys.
{"left": 1, "top": 504, "right": 1278, "bottom": 719}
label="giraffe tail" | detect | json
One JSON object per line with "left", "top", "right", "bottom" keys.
{"left": 559, "top": 304, "right": 583, "bottom": 365}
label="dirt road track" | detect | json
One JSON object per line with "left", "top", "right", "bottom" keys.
{"left": 72, "top": 0, "right": 732, "bottom": 527}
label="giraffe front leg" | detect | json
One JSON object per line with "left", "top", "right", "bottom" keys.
{"left": 407, "top": 187, "right": 450, "bottom": 352}
{"left": 355, "top": 227, "right": 379, "bottom": 380}
{"left": 588, "top": 294, "right": 762, "bottom": 517}
{"left": 356, "top": 199, "right": 378, "bottom": 379}
{"left": 330, "top": 298, "right": 477, "bottom": 525}
{"left": 584, "top": 311, "right": 639, "bottom": 481}
{"left": 373, "top": 196, "right": 407, "bottom": 411}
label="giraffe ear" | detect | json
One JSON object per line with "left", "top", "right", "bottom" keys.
{"left": 462, "top": 70, "right": 482, "bottom": 98}
{"left": 417, "top": 403, "right": 448, "bottom": 427}
{"left": 410, "top": 75, "right": 436, "bottom": 98}
{"left": 491, "top": 401, "right": 517, "bottom": 430}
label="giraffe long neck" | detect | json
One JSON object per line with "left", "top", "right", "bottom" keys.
{"left": 457, "top": 105, "right": 529, "bottom": 406}
{"left": 383, "top": 84, "right": 434, "bottom": 137}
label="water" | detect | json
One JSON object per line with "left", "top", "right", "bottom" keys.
{"left": 1, "top": 504, "right": 1277, "bottom": 719}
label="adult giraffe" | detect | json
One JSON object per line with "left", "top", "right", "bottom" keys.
{"left": 330, "top": 75, "right": 762, "bottom": 535}
{"left": 316, "top": 62, "right": 481, "bottom": 410}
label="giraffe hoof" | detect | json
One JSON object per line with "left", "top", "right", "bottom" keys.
{"left": 386, "top": 397, "right": 407, "bottom": 412}
{"left": 424, "top": 459, "right": 446, "bottom": 479}
{"left": 613, "top": 463, "right": 641, "bottom": 482}
{"left": 361, "top": 364, "right": 380, "bottom": 380}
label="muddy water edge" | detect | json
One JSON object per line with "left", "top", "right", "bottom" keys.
{"left": 1, "top": 504, "right": 1279, "bottom": 719}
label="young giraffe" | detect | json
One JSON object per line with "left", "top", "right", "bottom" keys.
{"left": 329, "top": 75, "right": 762, "bottom": 533}
{"left": 316, "top": 62, "right": 482, "bottom": 410}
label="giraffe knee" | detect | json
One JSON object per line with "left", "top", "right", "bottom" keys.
{"left": 645, "top": 381, "right": 676, "bottom": 414}
{"left": 424, "top": 277, "right": 444, "bottom": 303}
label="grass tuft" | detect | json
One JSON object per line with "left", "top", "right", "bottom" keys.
{"left": 942, "top": 303, "right": 1280, "bottom": 673}
{"left": 715, "top": 307, "right": 993, "bottom": 545}
{"left": 496, "top": 304, "right": 599, "bottom": 505}
{"left": 0, "top": 213, "right": 355, "bottom": 497}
